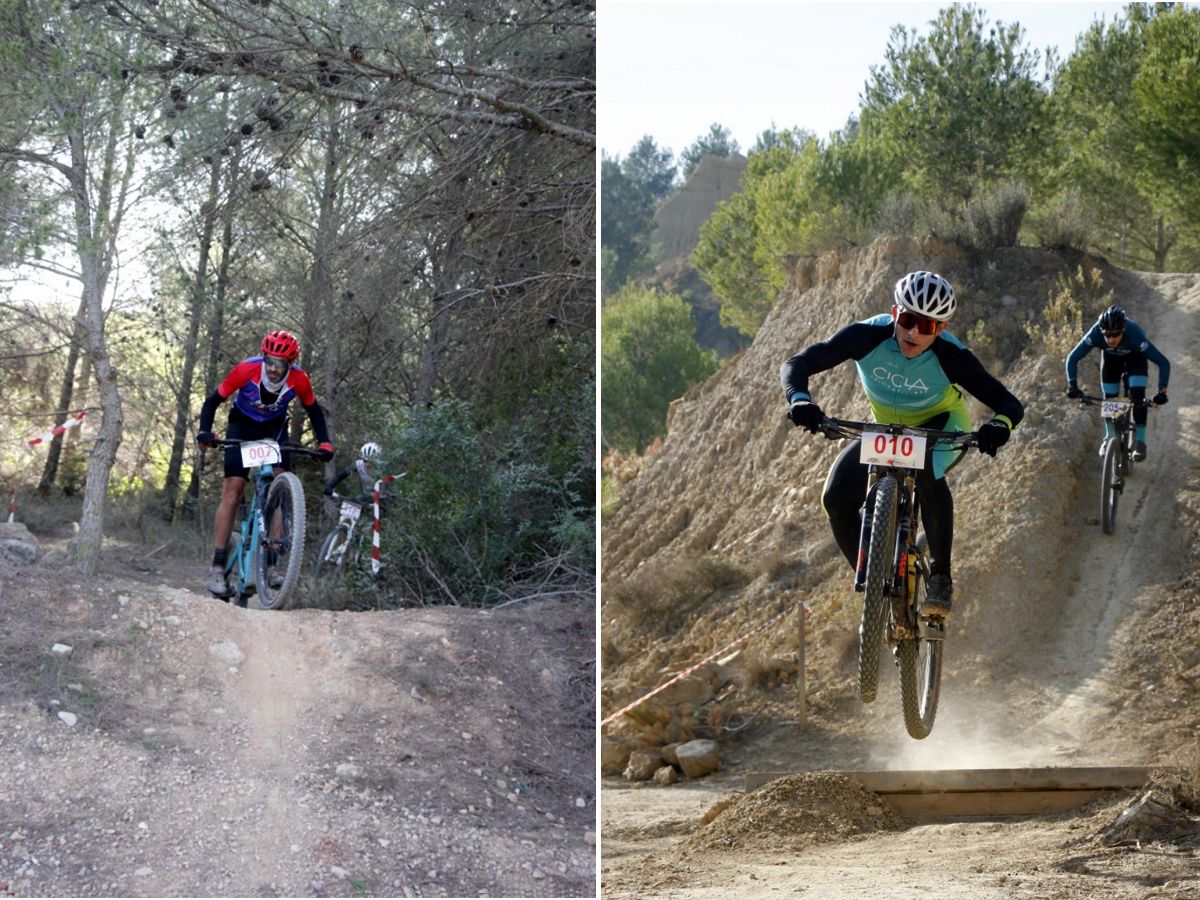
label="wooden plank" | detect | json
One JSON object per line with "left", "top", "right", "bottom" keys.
{"left": 745, "top": 767, "right": 1157, "bottom": 794}
{"left": 884, "top": 789, "right": 1119, "bottom": 820}
{"left": 742, "top": 767, "right": 1165, "bottom": 820}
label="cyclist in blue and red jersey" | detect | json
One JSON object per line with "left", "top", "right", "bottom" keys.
{"left": 1065, "top": 304, "right": 1169, "bottom": 462}
{"left": 780, "top": 271, "right": 1024, "bottom": 619}
{"left": 196, "top": 329, "right": 335, "bottom": 595}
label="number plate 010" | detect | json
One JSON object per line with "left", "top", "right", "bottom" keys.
{"left": 340, "top": 501, "right": 362, "bottom": 523}
{"left": 859, "top": 427, "right": 927, "bottom": 470}
{"left": 239, "top": 440, "right": 282, "bottom": 467}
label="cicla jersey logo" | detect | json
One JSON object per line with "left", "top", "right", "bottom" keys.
{"left": 872, "top": 366, "right": 929, "bottom": 393}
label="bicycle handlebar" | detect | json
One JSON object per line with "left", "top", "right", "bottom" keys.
{"left": 208, "top": 437, "right": 328, "bottom": 459}
{"left": 816, "top": 416, "right": 980, "bottom": 449}
{"left": 1075, "top": 394, "right": 1157, "bottom": 410}
{"left": 324, "top": 489, "right": 377, "bottom": 505}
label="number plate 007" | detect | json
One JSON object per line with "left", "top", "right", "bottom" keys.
{"left": 859, "top": 427, "right": 927, "bottom": 470}
{"left": 239, "top": 440, "right": 282, "bottom": 467}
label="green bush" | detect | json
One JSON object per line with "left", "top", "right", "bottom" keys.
{"left": 364, "top": 398, "right": 587, "bottom": 607}
{"left": 601, "top": 284, "right": 718, "bottom": 453}
{"left": 1030, "top": 189, "right": 1095, "bottom": 253}
{"left": 963, "top": 182, "right": 1030, "bottom": 249}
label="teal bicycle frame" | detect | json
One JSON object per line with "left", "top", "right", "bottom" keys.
{"left": 223, "top": 460, "right": 280, "bottom": 605}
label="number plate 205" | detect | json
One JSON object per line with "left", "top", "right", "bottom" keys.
{"left": 1101, "top": 400, "right": 1131, "bottom": 419}
{"left": 859, "top": 427, "right": 927, "bottom": 469}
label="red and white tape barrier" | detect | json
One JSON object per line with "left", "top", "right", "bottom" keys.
{"left": 26, "top": 411, "right": 86, "bottom": 447}
{"left": 370, "top": 474, "right": 406, "bottom": 574}
{"left": 600, "top": 602, "right": 811, "bottom": 728}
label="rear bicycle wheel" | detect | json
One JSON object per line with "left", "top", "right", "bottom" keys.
{"left": 1100, "top": 439, "right": 1119, "bottom": 535}
{"left": 859, "top": 476, "right": 897, "bottom": 704}
{"left": 898, "top": 549, "right": 943, "bottom": 739}
{"left": 255, "top": 471, "right": 306, "bottom": 610}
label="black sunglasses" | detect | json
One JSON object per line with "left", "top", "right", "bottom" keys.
{"left": 1102, "top": 330, "right": 1124, "bottom": 338}
{"left": 263, "top": 355, "right": 290, "bottom": 368}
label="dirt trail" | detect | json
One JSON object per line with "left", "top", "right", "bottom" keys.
{"left": 0, "top": 548, "right": 595, "bottom": 898}
{"left": 601, "top": 262, "right": 1200, "bottom": 899}
{"left": 1029, "top": 273, "right": 1200, "bottom": 751}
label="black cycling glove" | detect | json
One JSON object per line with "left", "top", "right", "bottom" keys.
{"left": 787, "top": 400, "right": 824, "bottom": 432}
{"left": 976, "top": 419, "right": 1011, "bottom": 457}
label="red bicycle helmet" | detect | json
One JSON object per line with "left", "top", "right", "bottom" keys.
{"left": 261, "top": 329, "right": 300, "bottom": 361}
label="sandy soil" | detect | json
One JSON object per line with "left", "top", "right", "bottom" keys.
{"left": 0, "top": 541, "right": 595, "bottom": 898}
{"left": 600, "top": 261, "right": 1200, "bottom": 899}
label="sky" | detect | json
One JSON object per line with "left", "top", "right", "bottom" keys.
{"left": 599, "top": 1, "right": 1131, "bottom": 159}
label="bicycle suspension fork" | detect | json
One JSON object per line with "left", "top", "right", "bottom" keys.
{"left": 854, "top": 470, "right": 881, "bottom": 591}
{"left": 892, "top": 475, "right": 917, "bottom": 593}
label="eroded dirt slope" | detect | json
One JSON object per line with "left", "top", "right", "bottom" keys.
{"left": 1, "top": 542, "right": 595, "bottom": 898}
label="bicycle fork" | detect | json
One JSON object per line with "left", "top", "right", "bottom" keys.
{"left": 853, "top": 471, "right": 881, "bottom": 592}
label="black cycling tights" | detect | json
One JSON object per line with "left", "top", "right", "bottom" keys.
{"left": 821, "top": 440, "right": 954, "bottom": 578}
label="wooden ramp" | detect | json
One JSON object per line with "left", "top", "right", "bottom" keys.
{"left": 745, "top": 767, "right": 1161, "bottom": 821}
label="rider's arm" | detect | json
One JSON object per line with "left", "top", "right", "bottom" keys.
{"left": 324, "top": 465, "right": 354, "bottom": 495}
{"left": 287, "top": 369, "right": 332, "bottom": 445}
{"left": 1064, "top": 329, "right": 1099, "bottom": 386}
{"left": 1140, "top": 338, "right": 1171, "bottom": 390}
{"left": 198, "top": 361, "right": 255, "bottom": 432}
{"left": 780, "top": 321, "right": 891, "bottom": 401}
{"left": 936, "top": 343, "right": 1025, "bottom": 430}
{"left": 198, "top": 388, "right": 226, "bottom": 433}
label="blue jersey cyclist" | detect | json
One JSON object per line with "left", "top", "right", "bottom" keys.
{"left": 1065, "top": 304, "right": 1169, "bottom": 461}
{"left": 780, "top": 271, "right": 1025, "bottom": 619}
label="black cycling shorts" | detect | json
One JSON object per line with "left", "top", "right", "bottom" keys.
{"left": 222, "top": 408, "right": 290, "bottom": 479}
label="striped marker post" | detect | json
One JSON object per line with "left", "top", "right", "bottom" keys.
{"left": 370, "top": 474, "right": 406, "bottom": 574}
{"left": 26, "top": 411, "right": 86, "bottom": 447}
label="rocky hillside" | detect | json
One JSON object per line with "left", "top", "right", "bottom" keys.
{"left": 601, "top": 234, "right": 1200, "bottom": 773}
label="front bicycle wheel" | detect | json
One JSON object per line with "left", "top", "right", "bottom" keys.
{"left": 898, "top": 550, "right": 943, "bottom": 739}
{"left": 860, "top": 476, "right": 898, "bottom": 704}
{"left": 1100, "top": 439, "right": 1119, "bottom": 535}
{"left": 255, "top": 471, "right": 306, "bottom": 610}
{"left": 314, "top": 527, "right": 349, "bottom": 579}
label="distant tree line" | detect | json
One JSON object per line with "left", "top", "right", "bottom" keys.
{"left": 601, "top": 2, "right": 1200, "bottom": 454}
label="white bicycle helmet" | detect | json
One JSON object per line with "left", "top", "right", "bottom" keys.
{"left": 360, "top": 441, "right": 381, "bottom": 460}
{"left": 893, "top": 271, "right": 957, "bottom": 321}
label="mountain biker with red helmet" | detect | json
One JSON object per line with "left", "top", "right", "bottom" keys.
{"left": 1065, "top": 304, "right": 1170, "bottom": 461}
{"left": 781, "top": 271, "right": 1024, "bottom": 619}
{"left": 196, "top": 330, "right": 334, "bottom": 595}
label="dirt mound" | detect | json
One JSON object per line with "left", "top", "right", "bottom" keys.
{"left": 682, "top": 773, "right": 903, "bottom": 854}
{"left": 0, "top": 539, "right": 595, "bottom": 898}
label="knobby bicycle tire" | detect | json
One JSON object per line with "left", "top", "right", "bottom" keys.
{"left": 860, "top": 476, "right": 898, "bottom": 704}
{"left": 1120, "top": 421, "right": 1135, "bottom": 477}
{"left": 255, "top": 471, "right": 306, "bottom": 610}
{"left": 315, "top": 527, "right": 349, "bottom": 580}
{"left": 1101, "top": 439, "right": 1119, "bottom": 535}
{"left": 897, "top": 548, "right": 943, "bottom": 739}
